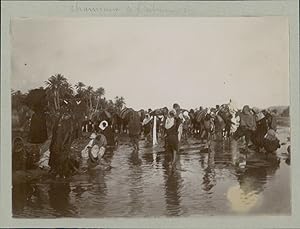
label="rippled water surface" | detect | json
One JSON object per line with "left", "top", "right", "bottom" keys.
{"left": 12, "top": 124, "right": 291, "bottom": 217}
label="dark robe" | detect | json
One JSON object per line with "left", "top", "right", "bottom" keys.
{"left": 49, "top": 113, "right": 75, "bottom": 177}
{"left": 143, "top": 121, "right": 152, "bottom": 136}
{"left": 25, "top": 88, "right": 48, "bottom": 143}
{"left": 128, "top": 112, "right": 141, "bottom": 148}
{"left": 252, "top": 118, "right": 268, "bottom": 148}
{"left": 263, "top": 138, "right": 280, "bottom": 153}
{"left": 103, "top": 126, "right": 116, "bottom": 147}
{"left": 165, "top": 118, "right": 180, "bottom": 152}
{"left": 128, "top": 112, "right": 141, "bottom": 136}
{"left": 27, "top": 111, "right": 48, "bottom": 144}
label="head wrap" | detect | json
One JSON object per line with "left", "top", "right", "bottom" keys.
{"left": 183, "top": 111, "right": 189, "bottom": 118}
{"left": 242, "top": 105, "right": 251, "bottom": 115}
{"left": 99, "top": 120, "right": 108, "bottom": 131}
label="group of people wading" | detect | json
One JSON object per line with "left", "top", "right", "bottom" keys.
{"left": 12, "top": 88, "right": 281, "bottom": 178}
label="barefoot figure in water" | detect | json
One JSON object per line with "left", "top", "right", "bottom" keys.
{"left": 164, "top": 110, "right": 181, "bottom": 167}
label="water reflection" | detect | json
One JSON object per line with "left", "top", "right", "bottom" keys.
{"left": 163, "top": 154, "right": 184, "bottom": 216}
{"left": 128, "top": 150, "right": 144, "bottom": 216}
{"left": 142, "top": 148, "right": 161, "bottom": 168}
{"left": 202, "top": 151, "right": 216, "bottom": 192}
{"left": 12, "top": 182, "right": 35, "bottom": 214}
{"left": 230, "top": 139, "right": 240, "bottom": 166}
{"left": 213, "top": 139, "right": 232, "bottom": 165}
{"left": 72, "top": 184, "right": 86, "bottom": 198}
{"left": 199, "top": 152, "right": 206, "bottom": 169}
{"left": 48, "top": 181, "right": 76, "bottom": 216}
{"left": 227, "top": 139, "right": 281, "bottom": 213}
{"left": 103, "top": 147, "right": 115, "bottom": 165}
{"left": 142, "top": 151, "right": 154, "bottom": 165}
{"left": 12, "top": 126, "right": 290, "bottom": 217}
{"left": 85, "top": 169, "right": 108, "bottom": 216}
{"left": 128, "top": 150, "right": 142, "bottom": 167}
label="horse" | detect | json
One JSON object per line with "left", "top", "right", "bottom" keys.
{"left": 185, "top": 108, "right": 214, "bottom": 146}
{"left": 192, "top": 108, "right": 208, "bottom": 138}
{"left": 215, "top": 104, "right": 239, "bottom": 139}
{"left": 116, "top": 107, "right": 136, "bottom": 134}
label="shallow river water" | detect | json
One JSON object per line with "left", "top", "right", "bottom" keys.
{"left": 12, "top": 124, "right": 291, "bottom": 218}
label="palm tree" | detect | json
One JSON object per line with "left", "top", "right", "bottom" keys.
{"left": 61, "top": 82, "right": 74, "bottom": 100}
{"left": 11, "top": 90, "right": 26, "bottom": 110}
{"left": 106, "top": 99, "right": 115, "bottom": 112}
{"left": 45, "top": 74, "right": 68, "bottom": 110}
{"left": 114, "top": 96, "right": 126, "bottom": 111}
{"left": 83, "top": 86, "right": 94, "bottom": 114}
{"left": 94, "top": 87, "right": 105, "bottom": 111}
{"left": 75, "top": 82, "right": 86, "bottom": 94}
{"left": 95, "top": 87, "right": 105, "bottom": 98}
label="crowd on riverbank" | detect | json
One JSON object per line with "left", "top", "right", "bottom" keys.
{"left": 12, "top": 87, "right": 286, "bottom": 179}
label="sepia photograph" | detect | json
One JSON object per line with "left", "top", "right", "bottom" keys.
{"left": 10, "top": 17, "right": 290, "bottom": 218}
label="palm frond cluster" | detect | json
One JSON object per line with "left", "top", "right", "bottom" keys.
{"left": 12, "top": 73, "right": 126, "bottom": 116}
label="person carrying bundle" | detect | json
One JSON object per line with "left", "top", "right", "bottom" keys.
{"left": 80, "top": 131, "right": 108, "bottom": 169}
{"left": 142, "top": 113, "right": 153, "bottom": 143}
{"left": 99, "top": 120, "right": 117, "bottom": 148}
{"left": 165, "top": 110, "right": 181, "bottom": 167}
{"left": 182, "top": 111, "right": 191, "bottom": 144}
{"left": 173, "top": 103, "right": 184, "bottom": 143}
{"left": 233, "top": 105, "right": 256, "bottom": 150}
{"left": 87, "top": 133, "right": 107, "bottom": 168}
{"left": 99, "top": 120, "right": 117, "bottom": 164}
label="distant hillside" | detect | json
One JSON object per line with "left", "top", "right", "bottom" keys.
{"left": 267, "top": 106, "right": 289, "bottom": 117}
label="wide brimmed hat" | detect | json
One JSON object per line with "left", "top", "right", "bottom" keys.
{"left": 99, "top": 120, "right": 109, "bottom": 131}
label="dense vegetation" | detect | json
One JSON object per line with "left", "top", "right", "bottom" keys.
{"left": 12, "top": 73, "right": 126, "bottom": 117}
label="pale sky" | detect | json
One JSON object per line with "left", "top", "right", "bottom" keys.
{"left": 10, "top": 17, "right": 289, "bottom": 110}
